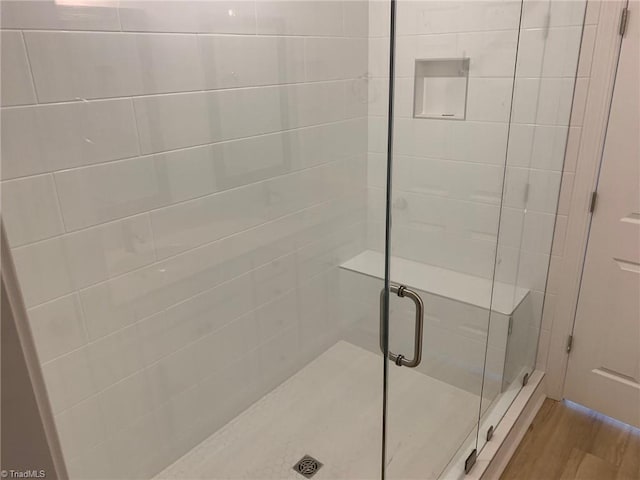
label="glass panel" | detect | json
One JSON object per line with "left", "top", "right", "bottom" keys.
{"left": 477, "top": 0, "right": 588, "bottom": 454}
{"left": 1, "top": 1, "right": 386, "bottom": 479}
{"left": 380, "top": 0, "right": 526, "bottom": 478}
{"left": 1, "top": 0, "right": 591, "bottom": 477}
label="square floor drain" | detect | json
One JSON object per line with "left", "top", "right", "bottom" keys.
{"left": 292, "top": 455, "right": 323, "bottom": 478}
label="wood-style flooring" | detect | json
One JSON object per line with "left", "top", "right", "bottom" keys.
{"left": 501, "top": 398, "right": 640, "bottom": 480}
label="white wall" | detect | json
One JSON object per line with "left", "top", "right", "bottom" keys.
{"left": 364, "top": 0, "right": 587, "bottom": 408}
{"left": 0, "top": 1, "right": 368, "bottom": 478}
{"left": 367, "top": 0, "right": 522, "bottom": 280}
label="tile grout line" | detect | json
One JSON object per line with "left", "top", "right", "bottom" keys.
{"left": 21, "top": 186, "right": 367, "bottom": 310}
{"left": 1, "top": 112, "right": 368, "bottom": 183}
{"left": 10, "top": 153, "right": 367, "bottom": 251}
{"left": 0, "top": 77, "right": 368, "bottom": 109}
{"left": 18, "top": 29, "right": 40, "bottom": 104}
{"left": 45, "top": 244, "right": 361, "bottom": 422}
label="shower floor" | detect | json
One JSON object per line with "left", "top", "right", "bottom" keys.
{"left": 156, "top": 341, "right": 479, "bottom": 480}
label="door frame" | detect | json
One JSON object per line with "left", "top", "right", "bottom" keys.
{"left": 543, "top": 0, "right": 631, "bottom": 400}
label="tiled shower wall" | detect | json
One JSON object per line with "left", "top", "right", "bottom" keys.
{"left": 0, "top": 0, "right": 592, "bottom": 477}
{"left": 366, "top": 0, "right": 588, "bottom": 284}
{"left": 365, "top": 0, "right": 525, "bottom": 397}
{"left": 367, "top": 0, "right": 524, "bottom": 279}
{"left": 364, "top": 0, "right": 589, "bottom": 397}
{"left": 0, "top": 1, "right": 368, "bottom": 477}
{"left": 496, "top": 0, "right": 596, "bottom": 374}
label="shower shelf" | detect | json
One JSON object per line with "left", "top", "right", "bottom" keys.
{"left": 340, "top": 250, "right": 529, "bottom": 316}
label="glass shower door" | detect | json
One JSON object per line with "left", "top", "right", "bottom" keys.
{"left": 378, "top": 0, "right": 526, "bottom": 477}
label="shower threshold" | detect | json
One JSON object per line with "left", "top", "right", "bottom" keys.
{"left": 156, "top": 341, "right": 480, "bottom": 479}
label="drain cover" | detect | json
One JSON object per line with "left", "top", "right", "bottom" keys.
{"left": 293, "top": 455, "right": 323, "bottom": 478}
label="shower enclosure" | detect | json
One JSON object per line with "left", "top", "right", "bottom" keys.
{"left": 0, "top": 0, "right": 587, "bottom": 478}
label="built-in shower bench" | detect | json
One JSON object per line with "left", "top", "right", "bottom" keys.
{"left": 339, "top": 250, "right": 529, "bottom": 316}
{"left": 338, "top": 250, "right": 532, "bottom": 396}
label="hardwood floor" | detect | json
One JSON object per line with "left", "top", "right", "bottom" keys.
{"left": 501, "top": 398, "right": 640, "bottom": 480}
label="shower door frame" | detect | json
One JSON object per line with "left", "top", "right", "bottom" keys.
{"left": 379, "top": 0, "right": 398, "bottom": 477}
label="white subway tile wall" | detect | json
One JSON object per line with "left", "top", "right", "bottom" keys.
{"left": 367, "top": 0, "right": 585, "bottom": 283}
{"left": 1, "top": 0, "right": 588, "bottom": 477}
{"left": 367, "top": 1, "right": 522, "bottom": 281}
{"left": 0, "top": 30, "right": 37, "bottom": 106}
{"left": 365, "top": 0, "right": 586, "bottom": 421}
{"left": 0, "top": 1, "right": 368, "bottom": 478}
{"left": 1, "top": 99, "right": 141, "bottom": 179}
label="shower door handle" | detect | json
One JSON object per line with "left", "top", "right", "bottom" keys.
{"left": 379, "top": 284, "right": 424, "bottom": 368}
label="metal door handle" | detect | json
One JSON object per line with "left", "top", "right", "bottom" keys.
{"left": 380, "top": 283, "right": 424, "bottom": 367}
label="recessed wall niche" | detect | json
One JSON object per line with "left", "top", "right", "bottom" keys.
{"left": 413, "top": 58, "right": 470, "bottom": 120}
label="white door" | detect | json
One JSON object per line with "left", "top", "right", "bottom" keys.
{"left": 564, "top": 3, "right": 640, "bottom": 428}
